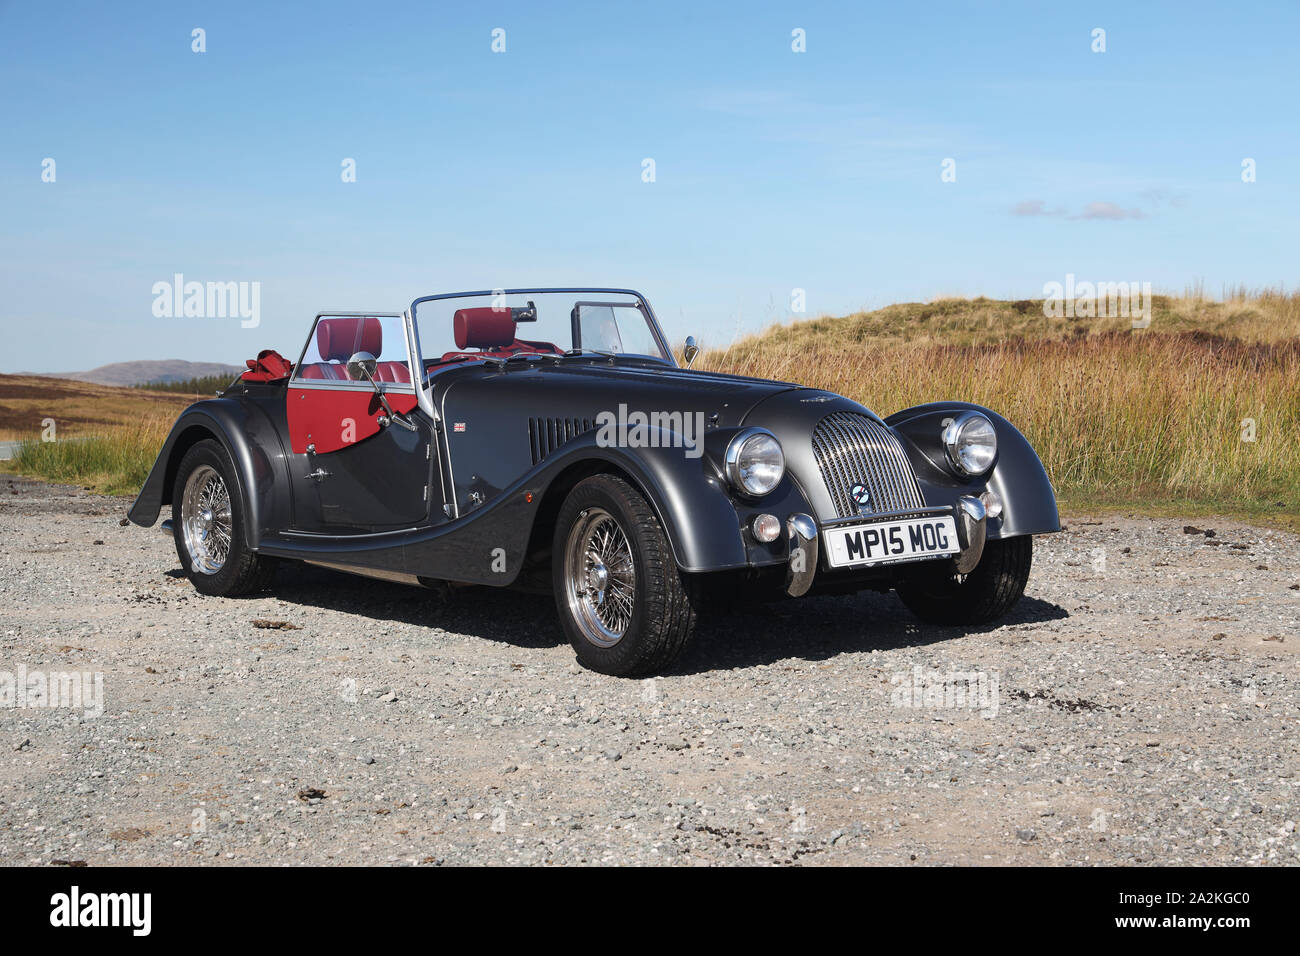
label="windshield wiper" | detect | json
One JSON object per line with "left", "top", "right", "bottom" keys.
{"left": 562, "top": 348, "right": 617, "bottom": 359}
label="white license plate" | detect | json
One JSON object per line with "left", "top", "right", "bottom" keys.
{"left": 823, "top": 515, "right": 959, "bottom": 568}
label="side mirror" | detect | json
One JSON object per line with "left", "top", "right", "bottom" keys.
{"left": 344, "top": 350, "right": 418, "bottom": 432}
{"left": 683, "top": 335, "right": 699, "bottom": 369}
{"left": 346, "top": 351, "right": 378, "bottom": 382}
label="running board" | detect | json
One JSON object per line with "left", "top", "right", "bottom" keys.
{"left": 303, "top": 559, "right": 425, "bottom": 587}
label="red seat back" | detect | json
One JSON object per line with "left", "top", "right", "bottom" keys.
{"left": 453, "top": 308, "right": 516, "bottom": 349}
{"left": 318, "top": 316, "right": 382, "bottom": 361}
{"left": 374, "top": 361, "right": 411, "bottom": 383}
{"left": 299, "top": 316, "right": 386, "bottom": 380}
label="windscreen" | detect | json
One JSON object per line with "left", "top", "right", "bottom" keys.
{"left": 413, "top": 291, "right": 671, "bottom": 369}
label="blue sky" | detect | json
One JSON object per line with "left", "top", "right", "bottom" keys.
{"left": 2, "top": 0, "right": 1297, "bottom": 372}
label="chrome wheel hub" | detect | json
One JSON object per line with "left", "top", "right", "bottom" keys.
{"left": 564, "top": 508, "right": 635, "bottom": 648}
{"left": 181, "top": 465, "right": 232, "bottom": 575}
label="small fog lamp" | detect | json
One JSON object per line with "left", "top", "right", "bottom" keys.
{"left": 752, "top": 513, "right": 782, "bottom": 543}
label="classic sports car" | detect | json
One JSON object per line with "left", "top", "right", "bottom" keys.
{"left": 129, "top": 288, "right": 1060, "bottom": 675}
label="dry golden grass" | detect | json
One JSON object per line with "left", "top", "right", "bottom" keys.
{"left": 696, "top": 292, "right": 1300, "bottom": 522}
{"left": 0, "top": 375, "right": 202, "bottom": 495}
{"left": 0, "top": 374, "right": 203, "bottom": 441}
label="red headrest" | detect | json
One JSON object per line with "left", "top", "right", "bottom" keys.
{"left": 454, "top": 308, "right": 516, "bottom": 350}
{"left": 317, "top": 316, "right": 382, "bottom": 362}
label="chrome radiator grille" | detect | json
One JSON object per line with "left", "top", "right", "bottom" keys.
{"left": 811, "top": 412, "right": 925, "bottom": 518}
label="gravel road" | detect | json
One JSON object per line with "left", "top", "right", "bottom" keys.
{"left": 0, "top": 474, "right": 1295, "bottom": 865}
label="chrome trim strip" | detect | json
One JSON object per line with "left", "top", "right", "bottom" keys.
{"left": 819, "top": 505, "right": 952, "bottom": 528}
{"left": 405, "top": 306, "right": 449, "bottom": 518}
{"left": 281, "top": 525, "right": 421, "bottom": 540}
{"left": 438, "top": 379, "right": 460, "bottom": 520}
{"left": 405, "top": 306, "right": 435, "bottom": 415}
{"left": 288, "top": 381, "right": 415, "bottom": 393}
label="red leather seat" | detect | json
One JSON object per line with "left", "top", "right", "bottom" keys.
{"left": 374, "top": 362, "right": 411, "bottom": 383}
{"left": 299, "top": 316, "right": 385, "bottom": 381}
{"left": 454, "top": 308, "right": 516, "bottom": 350}
{"left": 436, "top": 309, "right": 562, "bottom": 366}
{"left": 299, "top": 362, "right": 347, "bottom": 380}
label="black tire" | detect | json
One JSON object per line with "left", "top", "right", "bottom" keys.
{"left": 551, "top": 474, "right": 697, "bottom": 676}
{"left": 171, "top": 439, "right": 276, "bottom": 597}
{"left": 896, "top": 535, "right": 1032, "bottom": 625}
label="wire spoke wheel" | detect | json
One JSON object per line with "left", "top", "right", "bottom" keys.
{"left": 564, "top": 507, "right": 636, "bottom": 647}
{"left": 551, "top": 475, "right": 697, "bottom": 675}
{"left": 181, "top": 464, "right": 232, "bottom": 574}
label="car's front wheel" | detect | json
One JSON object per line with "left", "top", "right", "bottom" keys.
{"left": 552, "top": 474, "right": 697, "bottom": 676}
{"left": 171, "top": 439, "right": 276, "bottom": 596}
{"left": 896, "top": 535, "right": 1032, "bottom": 625}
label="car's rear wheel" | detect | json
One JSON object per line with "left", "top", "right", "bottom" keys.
{"left": 552, "top": 474, "right": 697, "bottom": 676}
{"left": 896, "top": 535, "right": 1032, "bottom": 625}
{"left": 171, "top": 439, "right": 276, "bottom": 596}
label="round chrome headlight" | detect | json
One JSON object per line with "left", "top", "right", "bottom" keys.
{"left": 942, "top": 412, "right": 998, "bottom": 476}
{"left": 725, "top": 428, "right": 785, "bottom": 496}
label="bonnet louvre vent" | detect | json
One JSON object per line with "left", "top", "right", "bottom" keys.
{"left": 529, "top": 417, "right": 594, "bottom": 465}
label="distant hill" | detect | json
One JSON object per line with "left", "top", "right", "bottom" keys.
{"left": 31, "top": 360, "right": 243, "bottom": 388}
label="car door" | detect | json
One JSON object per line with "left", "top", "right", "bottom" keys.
{"left": 285, "top": 312, "right": 435, "bottom": 532}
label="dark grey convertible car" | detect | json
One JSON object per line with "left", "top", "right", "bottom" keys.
{"left": 129, "top": 288, "right": 1060, "bottom": 675}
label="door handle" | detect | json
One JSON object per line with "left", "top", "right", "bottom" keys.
{"left": 377, "top": 413, "right": 419, "bottom": 432}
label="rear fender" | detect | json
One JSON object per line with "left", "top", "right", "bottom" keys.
{"left": 127, "top": 400, "right": 290, "bottom": 547}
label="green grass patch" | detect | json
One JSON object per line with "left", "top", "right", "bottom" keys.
{"left": 1057, "top": 490, "right": 1300, "bottom": 534}
{"left": 7, "top": 422, "right": 169, "bottom": 497}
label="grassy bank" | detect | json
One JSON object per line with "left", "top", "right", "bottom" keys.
{"left": 706, "top": 287, "right": 1300, "bottom": 356}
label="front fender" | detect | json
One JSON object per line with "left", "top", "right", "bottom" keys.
{"left": 536, "top": 432, "right": 758, "bottom": 573}
{"left": 127, "top": 399, "right": 290, "bottom": 547}
{"left": 885, "top": 402, "right": 1060, "bottom": 538}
